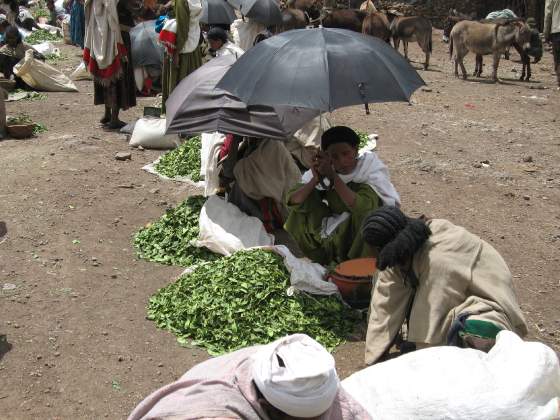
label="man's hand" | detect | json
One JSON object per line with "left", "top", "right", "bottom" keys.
{"left": 316, "top": 151, "right": 336, "bottom": 179}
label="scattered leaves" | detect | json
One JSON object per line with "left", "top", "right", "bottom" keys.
{"left": 148, "top": 249, "right": 359, "bottom": 355}
{"left": 133, "top": 196, "right": 218, "bottom": 267}
{"left": 154, "top": 136, "right": 202, "bottom": 181}
{"left": 356, "top": 130, "right": 370, "bottom": 149}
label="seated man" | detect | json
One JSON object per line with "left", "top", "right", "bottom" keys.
{"left": 361, "top": 206, "right": 528, "bottom": 365}
{"left": 0, "top": 26, "right": 43, "bottom": 88}
{"left": 285, "top": 126, "right": 399, "bottom": 265}
{"left": 206, "top": 26, "right": 244, "bottom": 58}
{"left": 128, "top": 334, "right": 371, "bottom": 419}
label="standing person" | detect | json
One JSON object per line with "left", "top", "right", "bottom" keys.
{"left": 70, "top": 0, "right": 85, "bottom": 48}
{"left": 160, "top": 0, "right": 203, "bottom": 113}
{"left": 84, "top": 0, "right": 136, "bottom": 129}
{"left": 544, "top": 0, "right": 560, "bottom": 87}
{"left": 360, "top": 206, "right": 528, "bottom": 365}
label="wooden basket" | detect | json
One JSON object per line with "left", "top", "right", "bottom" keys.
{"left": 7, "top": 123, "right": 34, "bottom": 139}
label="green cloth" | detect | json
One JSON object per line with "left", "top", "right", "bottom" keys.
{"left": 284, "top": 182, "right": 380, "bottom": 265}
{"left": 461, "top": 319, "right": 503, "bottom": 339}
{"left": 162, "top": 0, "right": 202, "bottom": 113}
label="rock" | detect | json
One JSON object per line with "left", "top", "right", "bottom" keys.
{"left": 115, "top": 152, "right": 132, "bottom": 161}
{"left": 522, "top": 155, "right": 533, "bottom": 163}
{"left": 149, "top": 188, "right": 160, "bottom": 194}
{"left": 473, "top": 163, "right": 482, "bottom": 168}
{"left": 511, "top": 68, "right": 518, "bottom": 73}
{"left": 118, "top": 355, "right": 124, "bottom": 362}
{"left": 421, "top": 131, "right": 428, "bottom": 137}
{"left": 523, "top": 195, "right": 531, "bottom": 201}
{"left": 421, "top": 87, "right": 432, "bottom": 92}
{"left": 138, "top": 146, "right": 145, "bottom": 151}
{"left": 481, "top": 160, "right": 490, "bottom": 164}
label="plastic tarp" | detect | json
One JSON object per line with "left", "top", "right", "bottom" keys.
{"left": 342, "top": 331, "right": 560, "bottom": 420}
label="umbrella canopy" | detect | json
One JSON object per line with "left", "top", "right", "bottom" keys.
{"left": 201, "top": 0, "right": 237, "bottom": 25}
{"left": 165, "top": 55, "right": 318, "bottom": 139}
{"left": 226, "top": 0, "right": 282, "bottom": 25}
{"left": 130, "top": 20, "right": 163, "bottom": 67}
{"left": 217, "top": 27, "right": 425, "bottom": 112}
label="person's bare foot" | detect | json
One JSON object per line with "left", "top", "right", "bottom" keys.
{"left": 100, "top": 116, "right": 110, "bottom": 125}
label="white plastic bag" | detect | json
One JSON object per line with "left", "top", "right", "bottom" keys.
{"left": 201, "top": 132, "right": 225, "bottom": 196}
{"left": 269, "top": 245, "right": 339, "bottom": 295}
{"left": 196, "top": 195, "right": 274, "bottom": 255}
{"left": 129, "top": 117, "right": 181, "bottom": 150}
{"left": 31, "top": 42, "right": 58, "bottom": 56}
{"left": 13, "top": 50, "right": 78, "bottom": 92}
{"left": 70, "top": 62, "right": 92, "bottom": 81}
{"left": 342, "top": 331, "right": 560, "bottom": 420}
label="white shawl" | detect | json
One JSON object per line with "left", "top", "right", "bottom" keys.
{"left": 83, "top": 0, "right": 124, "bottom": 82}
{"left": 301, "top": 151, "right": 401, "bottom": 206}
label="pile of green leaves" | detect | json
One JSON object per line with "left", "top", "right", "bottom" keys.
{"left": 33, "top": 8, "right": 50, "bottom": 19}
{"left": 7, "top": 114, "right": 47, "bottom": 134}
{"left": 154, "top": 136, "right": 202, "bottom": 181}
{"left": 45, "top": 52, "right": 67, "bottom": 65}
{"left": 13, "top": 89, "right": 47, "bottom": 101}
{"left": 356, "top": 130, "right": 370, "bottom": 149}
{"left": 134, "top": 196, "right": 218, "bottom": 267}
{"left": 25, "top": 29, "right": 62, "bottom": 45}
{"left": 148, "top": 249, "right": 358, "bottom": 355}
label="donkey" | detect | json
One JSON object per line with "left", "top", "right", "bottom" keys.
{"left": 388, "top": 15, "right": 433, "bottom": 70}
{"left": 362, "top": 11, "right": 391, "bottom": 43}
{"left": 450, "top": 19, "right": 532, "bottom": 82}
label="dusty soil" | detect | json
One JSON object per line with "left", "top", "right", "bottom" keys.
{"left": 1, "top": 31, "right": 559, "bottom": 419}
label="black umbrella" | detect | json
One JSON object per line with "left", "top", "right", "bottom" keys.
{"left": 130, "top": 20, "right": 163, "bottom": 67}
{"left": 165, "top": 55, "right": 318, "bottom": 139}
{"left": 201, "top": 0, "right": 237, "bottom": 25}
{"left": 217, "top": 27, "right": 425, "bottom": 112}
{"left": 226, "top": 0, "right": 282, "bottom": 25}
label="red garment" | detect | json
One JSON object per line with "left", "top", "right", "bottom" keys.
{"left": 219, "top": 133, "right": 234, "bottom": 160}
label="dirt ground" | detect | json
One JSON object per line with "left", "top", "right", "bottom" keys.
{"left": 1, "top": 30, "right": 559, "bottom": 419}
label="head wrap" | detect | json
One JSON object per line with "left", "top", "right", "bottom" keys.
{"left": 207, "top": 26, "right": 228, "bottom": 43}
{"left": 321, "top": 126, "right": 359, "bottom": 151}
{"left": 361, "top": 206, "right": 431, "bottom": 270}
{"left": 252, "top": 334, "right": 339, "bottom": 418}
{"left": 526, "top": 17, "right": 536, "bottom": 28}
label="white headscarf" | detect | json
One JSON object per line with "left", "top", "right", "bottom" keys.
{"left": 251, "top": 334, "right": 339, "bottom": 418}
{"left": 301, "top": 151, "right": 401, "bottom": 207}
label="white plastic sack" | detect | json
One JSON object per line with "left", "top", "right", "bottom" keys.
{"left": 32, "top": 42, "right": 58, "bottom": 56}
{"left": 196, "top": 195, "right": 274, "bottom": 255}
{"left": 342, "top": 331, "right": 560, "bottom": 420}
{"left": 129, "top": 117, "right": 181, "bottom": 150}
{"left": 13, "top": 50, "right": 78, "bottom": 92}
{"left": 270, "top": 245, "right": 339, "bottom": 295}
{"left": 70, "top": 62, "right": 92, "bottom": 81}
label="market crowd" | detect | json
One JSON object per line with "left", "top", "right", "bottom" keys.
{"left": 1, "top": 0, "right": 559, "bottom": 417}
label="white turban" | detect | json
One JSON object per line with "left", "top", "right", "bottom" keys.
{"left": 251, "top": 334, "right": 339, "bottom": 418}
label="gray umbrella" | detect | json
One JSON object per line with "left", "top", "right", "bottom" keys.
{"left": 217, "top": 27, "right": 425, "bottom": 112}
{"left": 130, "top": 20, "right": 163, "bottom": 67}
{"left": 165, "top": 55, "right": 318, "bottom": 139}
{"left": 226, "top": 0, "right": 282, "bottom": 25}
{"left": 201, "top": 0, "right": 237, "bottom": 25}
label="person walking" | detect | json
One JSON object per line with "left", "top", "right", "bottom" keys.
{"left": 544, "top": 0, "right": 560, "bottom": 87}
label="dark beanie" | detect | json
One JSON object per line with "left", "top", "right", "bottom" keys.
{"left": 207, "top": 27, "right": 228, "bottom": 43}
{"left": 361, "top": 206, "right": 432, "bottom": 270}
{"left": 321, "top": 126, "right": 360, "bottom": 151}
